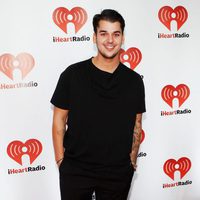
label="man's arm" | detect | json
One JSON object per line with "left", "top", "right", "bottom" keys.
{"left": 52, "top": 106, "right": 69, "bottom": 166}
{"left": 130, "top": 113, "right": 143, "bottom": 170}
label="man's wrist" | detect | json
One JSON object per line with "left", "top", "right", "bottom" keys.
{"left": 56, "top": 158, "right": 64, "bottom": 165}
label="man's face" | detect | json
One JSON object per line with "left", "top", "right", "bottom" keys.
{"left": 93, "top": 20, "right": 124, "bottom": 60}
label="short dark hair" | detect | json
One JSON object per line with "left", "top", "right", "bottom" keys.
{"left": 93, "top": 9, "right": 125, "bottom": 34}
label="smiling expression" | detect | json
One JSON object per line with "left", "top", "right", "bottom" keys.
{"left": 93, "top": 20, "right": 124, "bottom": 60}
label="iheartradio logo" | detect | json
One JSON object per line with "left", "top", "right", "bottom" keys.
{"left": 119, "top": 48, "right": 142, "bottom": 70}
{"left": 7, "top": 139, "right": 42, "bottom": 166}
{"left": 161, "top": 84, "right": 190, "bottom": 108}
{"left": 53, "top": 7, "right": 88, "bottom": 34}
{"left": 158, "top": 6, "right": 188, "bottom": 31}
{"left": 0, "top": 53, "right": 35, "bottom": 80}
{"left": 163, "top": 157, "right": 191, "bottom": 180}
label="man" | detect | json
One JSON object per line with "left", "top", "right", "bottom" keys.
{"left": 51, "top": 9, "right": 145, "bottom": 200}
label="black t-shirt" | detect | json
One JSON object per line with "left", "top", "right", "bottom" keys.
{"left": 51, "top": 58, "right": 146, "bottom": 167}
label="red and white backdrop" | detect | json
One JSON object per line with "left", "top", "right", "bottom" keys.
{"left": 1, "top": 0, "right": 200, "bottom": 199}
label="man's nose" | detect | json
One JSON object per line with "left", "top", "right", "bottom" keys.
{"left": 107, "top": 34, "right": 113, "bottom": 42}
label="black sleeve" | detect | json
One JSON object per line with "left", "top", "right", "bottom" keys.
{"left": 50, "top": 67, "right": 72, "bottom": 110}
{"left": 136, "top": 76, "right": 146, "bottom": 113}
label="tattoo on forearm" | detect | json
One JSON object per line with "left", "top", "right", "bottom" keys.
{"left": 132, "top": 114, "right": 142, "bottom": 152}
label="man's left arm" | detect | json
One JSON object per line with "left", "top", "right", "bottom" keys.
{"left": 130, "top": 113, "right": 143, "bottom": 170}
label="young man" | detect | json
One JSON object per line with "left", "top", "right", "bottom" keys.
{"left": 51, "top": 9, "right": 146, "bottom": 200}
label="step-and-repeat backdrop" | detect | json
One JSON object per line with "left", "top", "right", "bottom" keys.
{"left": 1, "top": 0, "right": 200, "bottom": 200}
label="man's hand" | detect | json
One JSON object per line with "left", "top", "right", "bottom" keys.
{"left": 56, "top": 158, "right": 64, "bottom": 167}
{"left": 130, "top": 150, "right": 138, "bottom": 170}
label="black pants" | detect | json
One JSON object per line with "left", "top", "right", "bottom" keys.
{"left": 59, "top": 159, "right": 134, "bottom": 200}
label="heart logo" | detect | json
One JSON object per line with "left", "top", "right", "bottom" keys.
{"left": 163, "top": 157, "right": 191, "bottom": 180}
{"left": 52, "top": 7, "right": 88, "bottom": 34}
{"left": 0, "top": 53, "right": 35, "bottom": 80}
{"left": 161, "top": 84, "right": 190, "bottom": 108}
{"left": 7, "top": 139, "right": 42, "bottom": 165}
{"left": 158, "top": 6, "right": 188, "bottom": 31}
{"left": 119, "top": 48, "right": 142, "bottom": 70}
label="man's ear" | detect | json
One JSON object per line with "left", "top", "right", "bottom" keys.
{"left": 122, "top": 34, "right": 125, "bottom": 44}
{"left": 93, "top": 33, "right": 97, "bottom": 44}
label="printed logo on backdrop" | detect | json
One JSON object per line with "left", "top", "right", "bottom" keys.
{"left": 119, "top": 47, "right": 143, "bottom": 78}
{"left": 119, "top": 47, "right": 142, "bottom": 71}
{"left": 158, "top": 6, "right": 189, "bottom": 39}
{"left": 52, "top": 7, "right": 90, "bottom": 43}
{"left": 7, "top": 139, "right": 45, "bottom": 175}
{"left": 137, "top": 129, "right": 147, "bottom": 158}
{"left": 161, "top": 84, "right": 191, "bottom": 116}
{"left": 163, "top": 157, "right": 192, "bottom": 189}
{"left": 0, "top": 53, "right": 38, "bottom": 90}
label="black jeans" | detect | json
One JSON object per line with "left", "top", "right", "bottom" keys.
{"left": 59, "top": 159, "right": 134, "bottom": 200}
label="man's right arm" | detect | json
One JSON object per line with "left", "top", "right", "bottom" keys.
{"left": 52, "top": 106, "right": 69, "bottom": 166}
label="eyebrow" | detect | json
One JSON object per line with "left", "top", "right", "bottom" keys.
{"left": 99, "top": 30, "right": 122, "bottom": 34}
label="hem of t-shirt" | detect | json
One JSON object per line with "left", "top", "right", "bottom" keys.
{"left": 136, "top": 109, "right": 146, "bottom": 114}
{"left": 50, "top": 101, "right": 70, "bottom": 110}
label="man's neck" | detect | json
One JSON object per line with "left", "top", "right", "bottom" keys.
{"left": 92, "top": 55, "right": 120, "bottom": 73}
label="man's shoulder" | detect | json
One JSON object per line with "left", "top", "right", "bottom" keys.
{"left": 67, "top": 58, "right": 90, "bottom": 70}
{"left": 61, "top": 58, "right": 90, "bottom": 75}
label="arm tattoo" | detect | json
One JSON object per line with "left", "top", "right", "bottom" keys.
{"left": 132, "top": 114, "right": 142, "bottom": 152}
